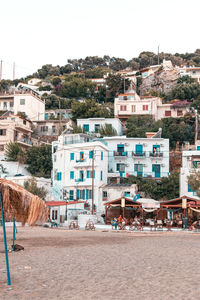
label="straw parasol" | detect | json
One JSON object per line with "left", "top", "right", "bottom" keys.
{"left": 0, "top": 178, "right": 48, "bottom": 225}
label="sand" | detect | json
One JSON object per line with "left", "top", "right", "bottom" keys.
{"left": 0, "top": 227, "right": 200, "bottom": 300}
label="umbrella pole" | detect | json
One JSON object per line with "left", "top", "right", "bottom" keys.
{"left": 0, "top": 191, "right": 11, "bottom": 286}
{"left": 12, "top": 217, "right": 15, "bottom": 251}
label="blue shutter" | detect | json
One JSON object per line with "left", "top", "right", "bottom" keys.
{"left": 77, "top": 189, "right": 79, "bottom": 199}
{"left": 89, "top": 151, "right": 93, "bottom": 159}
{"left": 86, "top": 189, "right": 89, "bottom": 200}
{"left": 101, "top": 151, "right": 103, "bottom": 160}
{"left": 101, "top": 171, "right": 103, "bottom": 181}
{"left": 69, "top": 190, "right": 74, "bottom": 200}
{"left": 87, "top": 170, "right": 89, "bottom": 178}
{"left": 70, "top": 171, "right": 74, "bottom": 179}
{"left": 57, "top": 172, "right": 59, "bottom": 180}
{"left": 83, "top": 190, "right": 85, "bottom": 200}
{"left": 60, "top": 172, "right": 62, "bottom": 181}
{"left": 93, "top": 170, "right": 95, "bottom": 178}
{"left": 70, "top": 153, "right": 74, "bottom": 160}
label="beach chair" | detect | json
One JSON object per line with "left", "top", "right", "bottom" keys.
{"left": 69, "top": 221, "right": 80, "bottom": 230}
{"left": 85, "top": 220, "right": 95, "bottom": 230}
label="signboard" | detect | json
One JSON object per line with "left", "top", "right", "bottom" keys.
{"left": 182, "top": 198, "right": 187, "bottom": 209}
{"left": 142, "top": 202, "right": 160, "bottom": 209}
{"left": 121, "top": 198, "right": 125, "bottom": 208}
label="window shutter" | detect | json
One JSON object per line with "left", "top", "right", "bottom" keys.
{"left": 86, "top": 189, "right": 89, "bottom": 200}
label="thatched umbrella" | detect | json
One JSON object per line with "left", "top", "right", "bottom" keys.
{"left": 0, "top": 178, "right": 49, "bottom": 286}
{"left": 0, "top": 178, "right": 48, "bottom": 225}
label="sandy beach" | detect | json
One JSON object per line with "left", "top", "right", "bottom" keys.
{"left": 1, "top": 227, "right": 200, "bottom": 300}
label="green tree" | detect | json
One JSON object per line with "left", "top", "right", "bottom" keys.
{"left": 126, "top": 115, "right": 155, "bottom": 138}
{"left": 106, "top": 74, "right": 130, "bottom": 101}
{"left": 5, "top": 142, "right": 25, "bottom": 161}
{"left": 98, "top": 124, "right": 117, "bottom": 136}
{"left": 60, "top": 77, "right": 96, "bottom": 99}
{"left": 72, "top": 125, "right": 85, "bottom": 133}
{"left": 24, "top": 178, "right": 47, "bottom": 200}
{"left": 0, "top": 80, "right": 12, "bottom": 92}
{"left": 71, "top": 99, "right": 112, "bottom": 122}
{"left": 26, "top": 145, "right": 52, "bottom": 178}
{"left": 171, "top": 82, "right": 200, "bottom": 100}
{"left": 188, "top": 172, "right": 200, "bottom": 197}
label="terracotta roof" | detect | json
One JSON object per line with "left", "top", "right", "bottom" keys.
{"left": 46, "top": 201, "right": 66, "bottom": 206}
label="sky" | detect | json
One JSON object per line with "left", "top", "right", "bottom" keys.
{"left": 0, "top": 0, "right": 199, "bottom": 79}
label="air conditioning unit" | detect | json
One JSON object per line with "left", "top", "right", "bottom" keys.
{"left": 143, "top": 143, "right": 147, "bottom": 147}
{"left": 161, "top": 164, "right": 165, "bottom": 167}
{"left": 125, "top": 143, "right": 129, "bottom": 146}
{"left": 160, "top": 144, "right": 164, "bottom": 147}
{"left": 143, "top": 164, "right": 147, "bottom": 167}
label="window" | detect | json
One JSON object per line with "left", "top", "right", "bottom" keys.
{"left": 153, "top": 145, "right": 160, "bottom": 153}
{"left": 192, "top": 161, "right": 200, "bottom": 168}
{"left": 20, "top": 99, "right": 25, "bottom": 105}
{"left": 0, "top": 145, "right": 4, "bottom": 151}
{"left": 143, "top": 105, "right": 148, "bottom": 111}
{"left": 116, "top": 163, "right": 125, "bottom": 172}
{"left": 70, "top": 171, "right": 74, "bottom": 179}
{"left": 79, "top": 190, "right": 85, "bottom": 200}
{"left": 101, "top": 171, "right": 103, "bottom": 181}
{"left": 45, "top": 113, "right": 48, "bottom": 120}
{"left": 56, "top": 172, "right": 62, "bottom": 181}
{"left": 3, "top": 102, "right": 7, "bottom": 109}
{"left": 89, "top": 150, "right": 93, "bottom": 159}
{"left": 86, "top": 170, "right": 95, "bottom": 178}
{"left": 83, "top": 124, "right": 89, "bottom": 132}
{"left": 86, "top": 189, "right": 92, "bottom": 200}
{"left": 41, "top": 126, "right": 48, "bottom": 132}
{"left": 120, "top": 105, "right": 127, "bottom": 111}
{"left": 52, "top": 210, "right": 57, "bottom": 220}
{"left": 197, "top": 146, "right": 200, "bottom": 151}
{"left": 70, "top": 152, "right": 74, "bottom": 160}
{"left": 0, "top": 129, "right": 6, "bottom": 136}
{"left": 10, "top": 102, "right": 14, "bottom": 107}
{"left": 80, "top": 152, "right": 84, "bottom": 161}
{"left": 188, "top": 184, "right": 195, "bottom": 193}
{"left": 134, "top": 164, "right": 143, "bottom": 175}
{"left": 103, "top": 191, "right": 107, "bottom": 199}
{"left": 165, "top": 110, "right": 171, "bottom": 117}
{"left": 177, "top": 110, "right": 183, "bottom": 116}
{"left": 69, "top": 190, "right": 74, "bottom": 200}
{"left": 52, "top": 126, "right": 56, "bottom": 134}
{"left": 135, "top": 144, "right": 143, "bottom": 156}
{"left": 80, "top": 170, "right": 84, "bottom": 180}
{"left": 101, "top": 151, "right": 103, "bottom": 160}
{"left": 132, "top": 105, "right": 136, "bottom": 112}
{"left": 117, "top": 144, "right": 124, "bottom": 153}
{"left": 23, "top": 120, "right": 26, "bottom": 125}
{"left": 95, "top": 124, "right": 100, "bottom": 133}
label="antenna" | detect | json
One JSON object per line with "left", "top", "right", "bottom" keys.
{"left": 13, "top": 62, "right": 15, "bottom": 81}
{"left": 0, "top": 60, "right": 2, "bottom": 81}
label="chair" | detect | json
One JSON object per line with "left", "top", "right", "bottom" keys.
{"left": 156, "top": 220, "right": 163, "bottom": 230}
{"left": 166, "top": 220, "right": 173, "bottom": 231}
{"left": 85, "top": 220, "right": 95, "bottom": 230}
{"left": 69, "top": 221, "right": 80, "bottom": 230}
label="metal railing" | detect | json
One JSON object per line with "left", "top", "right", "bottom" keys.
{"left": 132, "top": 151, "right": 146, "bottom": 157}
{"left": 114, "top": 151, "right": 128, "bottom": 157}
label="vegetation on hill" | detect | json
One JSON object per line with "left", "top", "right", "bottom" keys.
{"left": 24, "top": 177, "right": 47, "bottom": 200}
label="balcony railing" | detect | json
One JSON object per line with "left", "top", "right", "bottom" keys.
{"left": 76, "top": 159, "right": 86, "bottom": 163}
{"left": 132, "top": 151, "right": 146, "bottom": 157}
{"left": 150, "top": 152, "right": 163, "bottom": 158}
{"left": 114, "top": 151, "right": 127, "bottom": 157}
{"left": 75, "top": 178, "right": 85, "bottom": 182}
{"left": 14, "top": 137, "right": 33, "bottom": 146}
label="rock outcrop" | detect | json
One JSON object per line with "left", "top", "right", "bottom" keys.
{"left": 139, "top": 68, "right": 180, "bottom": 96}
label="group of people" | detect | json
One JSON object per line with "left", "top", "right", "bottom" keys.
{"left": 111, "top": 215, "right": 141, "bottom": 230}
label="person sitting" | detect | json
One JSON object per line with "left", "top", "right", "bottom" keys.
{"left": 111, "top": 217, "right": 118, "bottom": 230}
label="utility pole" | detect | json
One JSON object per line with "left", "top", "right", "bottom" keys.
{"left": 91, "top": 149, "right": 95, "bottom": 214}
{"left": 195, "top": 109, "right": 198, "bottom": 145}
{"left": 13, "top": 62, "right": 15, "bottom": 81}
{"left": 0, "top": 60, "right": 2, "bottom": 81}
{"left": 59, "top": 99, "right": 61, "bottom": 133}
{"left": 123, "top": 75, "right": 125, "bottom": 94}
{"left": 158, "top": 45, "right": 160, "bottom": 65}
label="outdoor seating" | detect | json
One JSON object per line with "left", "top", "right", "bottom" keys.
{"left": 156, "top": 220, "right": 163, "bottom": 230}
{"left": 85, "top": 220, "right": 95, "bottom": 230}
{"left": 177, "top": 220, "right": 182, "bottom": 228}
{"left": 166, "top": 220, "right": 173, "bottom": 231}
{"left": 149, "top": 220, "right": 156, "bottom": 231}
{"left": 69, "top": 221, "right": 80, "bottom": 230}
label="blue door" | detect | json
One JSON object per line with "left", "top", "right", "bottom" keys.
{"left": 152, "top": 164, "right": 160, "bottom": 177}
{"left": 134, "top": 164, "right": 143, "bottom": 176}
{"left": 136, "top": 144, "right": 143, "bottom": 156}
{"left": 117, "top": 144, "right": 124, "bottom": 153}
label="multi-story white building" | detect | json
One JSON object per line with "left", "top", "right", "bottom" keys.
{"left": 77, "top": 118, "right": 123, "bottom": 136}
{"left": 179, "top": 66, "right": 200, "bottom": 83}
{"left": 103, "top": 136, "right": 169, "bottom": 178}
{"left": 0, "top": 90, "right": 45, "bottom": 121}
{"left": 114, "top": 93, "right": 190, "bottom": 121}
{"left": 180, "top": 149, "right": 200, "bottom": 198}
{"left": 52, "top": 133, "right": 108, "bottom": 213}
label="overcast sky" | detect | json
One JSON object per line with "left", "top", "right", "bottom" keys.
{"left": 0, "top": 0, "right": 199, "bottom": 79}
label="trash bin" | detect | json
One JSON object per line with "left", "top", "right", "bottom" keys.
{"left": 182, "top": 217, "right": 188, "bottom": 229}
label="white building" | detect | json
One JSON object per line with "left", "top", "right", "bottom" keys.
{"left": 114, "top": 93, "right": 190, "bottom": 121}
{"left": 179, "top": 66, "right": 200, "bottom": 83}
{"left": 0, "top": 91, "right": 45, "bottom": 121}
{"left": 103, "top": 136, "right": 169, "bottom": 178}
{"left": 52, "top": 133, "right": 108, "bottom": 213}
{"left": 180, "top": 149, "right": 200, "bottom": 198}
{"left": 77, "top": 118, "right": 123, "bottom": 136}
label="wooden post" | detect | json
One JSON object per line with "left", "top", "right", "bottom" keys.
{"left": 0, "top": 191, "right": 11, "bottom": 285}
{"left": 105, "top": 206, "right": 108, "bottom": 224}
{"left": 123, "top": 207, "right": 125, "bottom": 219}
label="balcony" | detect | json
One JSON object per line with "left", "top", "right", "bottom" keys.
{"left": 114, "top": 151, "right": 127, "bottom": 157}
{"left": 14, "top": 137, "right": 33, "bottom": 147}
{"left": 15, "top": 123, "right": 33, "bottom": 133}
{"left": 150, "top": 152, "right": 163, "bottom": 158}
{"left": 132, "top": 151, "right": 146, "bottom": 158}
{"left": 75, "top": 178, "right": 85, "bottom": 182}
{"left": 76, "top": 159, "right": 86, "bottom": 163}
